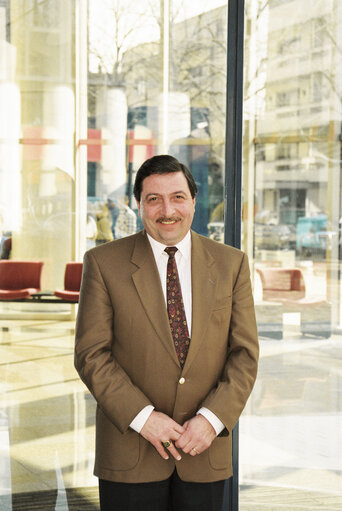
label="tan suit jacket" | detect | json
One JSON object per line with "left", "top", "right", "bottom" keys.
{"left": 74, "top": 230, "right": 259, "bottom": 483}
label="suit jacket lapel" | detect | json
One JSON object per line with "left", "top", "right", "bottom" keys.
{"left": 183, "top": 231, "right": 217, "bottom": 373}
{"left": 131, "top": 232, "right": 180, "bottom": 366}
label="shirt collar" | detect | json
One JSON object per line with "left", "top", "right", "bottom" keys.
{"left": 147, "top": 231, "right": 191, "bottom": 261}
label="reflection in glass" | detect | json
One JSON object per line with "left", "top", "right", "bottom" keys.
{"left": 87, "top": 0, "right": 227, "bottom": 241}
{"left": 0, "top": 1, "right": 229, "bottom": 505}
{"left": 0, "top": 1, "right": 75, "bottom": 293}
{"left": 242, "top": 0, "right": 342, "bottom": 506}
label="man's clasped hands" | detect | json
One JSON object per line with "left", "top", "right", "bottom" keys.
{"left": 140, "top": 410, "right": 217, "bottom": 461}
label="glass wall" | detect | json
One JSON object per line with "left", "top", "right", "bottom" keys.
{"left": 86, "top": 0, "right": 227, "bottom": 248}
{"left": 241, "top": 0, "right": 342, "bottom": 507}
{"left": 0, "top": 0, "right": 76, "bottom": 294}
{"left": 0, "top": 0, "right": 227, "bottom": 311}
{"left": 0, "top": 0, "right": 229, "bottom": 505}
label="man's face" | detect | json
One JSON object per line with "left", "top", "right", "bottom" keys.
{"left": 136, "top": 172, "right": 196, "bottom": 246}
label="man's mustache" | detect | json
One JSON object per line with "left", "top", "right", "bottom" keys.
{"left": 156, "top": 217, "right": 181, "bottom": 223}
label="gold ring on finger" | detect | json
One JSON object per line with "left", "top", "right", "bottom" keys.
{"left": 192, "top": 447, "right": 200, "bottom": 455}
{"left": 162, "top": 441, "right": 171, "bottom": 448}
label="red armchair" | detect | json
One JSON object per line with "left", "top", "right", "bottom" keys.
{"left": 256, "top": 267, "right": 306, "bottom": 303}
{"left": 0, "top": 261, "right": 44, "bottom": 300}
{"left": 54, "top": 262, "right": 83, "bottom": 302}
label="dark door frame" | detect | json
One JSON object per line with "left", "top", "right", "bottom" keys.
{"left": 223, "top": 0, "right": 245, "bottom": 510}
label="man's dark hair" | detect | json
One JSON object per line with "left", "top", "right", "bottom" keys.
{"left": 133, "top": 154, "right": 198, "bottom": 202}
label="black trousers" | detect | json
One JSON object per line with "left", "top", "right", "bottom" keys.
{"left": 99, "top": 470, "right": 225, "bottom": 511}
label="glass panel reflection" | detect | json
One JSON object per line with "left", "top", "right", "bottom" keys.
{"left": 87, "top": 0, "right": 227, "bottom": 244}
{"left": 0, "top": 1, "right": 75, "bottom": 295}
{"left": 242, "top": 0, "right": 342, "bottom": 506}
{"left": 1, "top": 1, "right": 229, "bottom": 507}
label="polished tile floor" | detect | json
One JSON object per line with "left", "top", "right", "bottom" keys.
{"left": 0, "top": 317, "right": 341, "bottom": 510}
{"left": 0, "top": 318, "right": 98, "bottom": 510}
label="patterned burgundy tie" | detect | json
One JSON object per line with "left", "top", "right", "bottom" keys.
{"left": 165, "top": 247, "right": 190, "bottom": 367}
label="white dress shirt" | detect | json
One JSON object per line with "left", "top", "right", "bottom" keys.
{"left": 129, "top": 231, "right": 225, "bottom": 436}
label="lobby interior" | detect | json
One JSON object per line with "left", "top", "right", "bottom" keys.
{"left": 1, "top": 0, "right": 342, "bottom": 509}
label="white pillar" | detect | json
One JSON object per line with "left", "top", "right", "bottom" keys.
{"left": 0, "top": 41, "right": 21, "bottom": 233}
{"left": 100, "top": 87, "right": 128, "bottom": 201}
{"left": 0, "top": 81, "right": 21, "bottom": 233}
{"left": 42, "top": 85, "right": 75, "bottom": 179}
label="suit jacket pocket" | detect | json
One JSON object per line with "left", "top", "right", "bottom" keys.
{"left": 209, "top": 436, "right": 232, "bottom": 470}
{"left": 96, "top": 407, "right": 140, "bottom": 471}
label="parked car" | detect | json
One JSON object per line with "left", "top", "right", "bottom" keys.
{"left": 254, "top": 223, "right": 296, "bottom": 251}
{"left": 296, "top": 214, "right": 338, "bottom": 256}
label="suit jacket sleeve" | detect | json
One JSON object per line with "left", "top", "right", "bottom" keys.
{"left": 74, "top": 249, "right": 153, "bottom": 433}
{"left": 200, "top": 252, "right": 259, "bottom": 434}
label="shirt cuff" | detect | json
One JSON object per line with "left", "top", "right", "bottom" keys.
{"left": 197, "top": 407, "right": 225, "bottom": 436}
{"left": 129, "top": 405, "right": 154, "bottom": 433}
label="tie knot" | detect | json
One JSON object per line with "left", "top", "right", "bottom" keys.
{"left": 165, "top": 246, "right": 178, "bottom": 258}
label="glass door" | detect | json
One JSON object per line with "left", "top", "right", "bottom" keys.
{"left": 240, "top": 0, "right": 342, "bottom": 508}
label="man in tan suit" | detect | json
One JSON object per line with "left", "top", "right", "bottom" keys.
{"left": 75, "top": 155, "right": 259, "bottom": 511}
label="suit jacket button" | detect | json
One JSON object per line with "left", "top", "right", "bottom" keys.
{"left": 179, "top": 377, "right": 185, "bottom": 384}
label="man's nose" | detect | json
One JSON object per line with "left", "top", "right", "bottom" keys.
{"left": 160, "top": 199, "right": 175, "bottom": 217}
